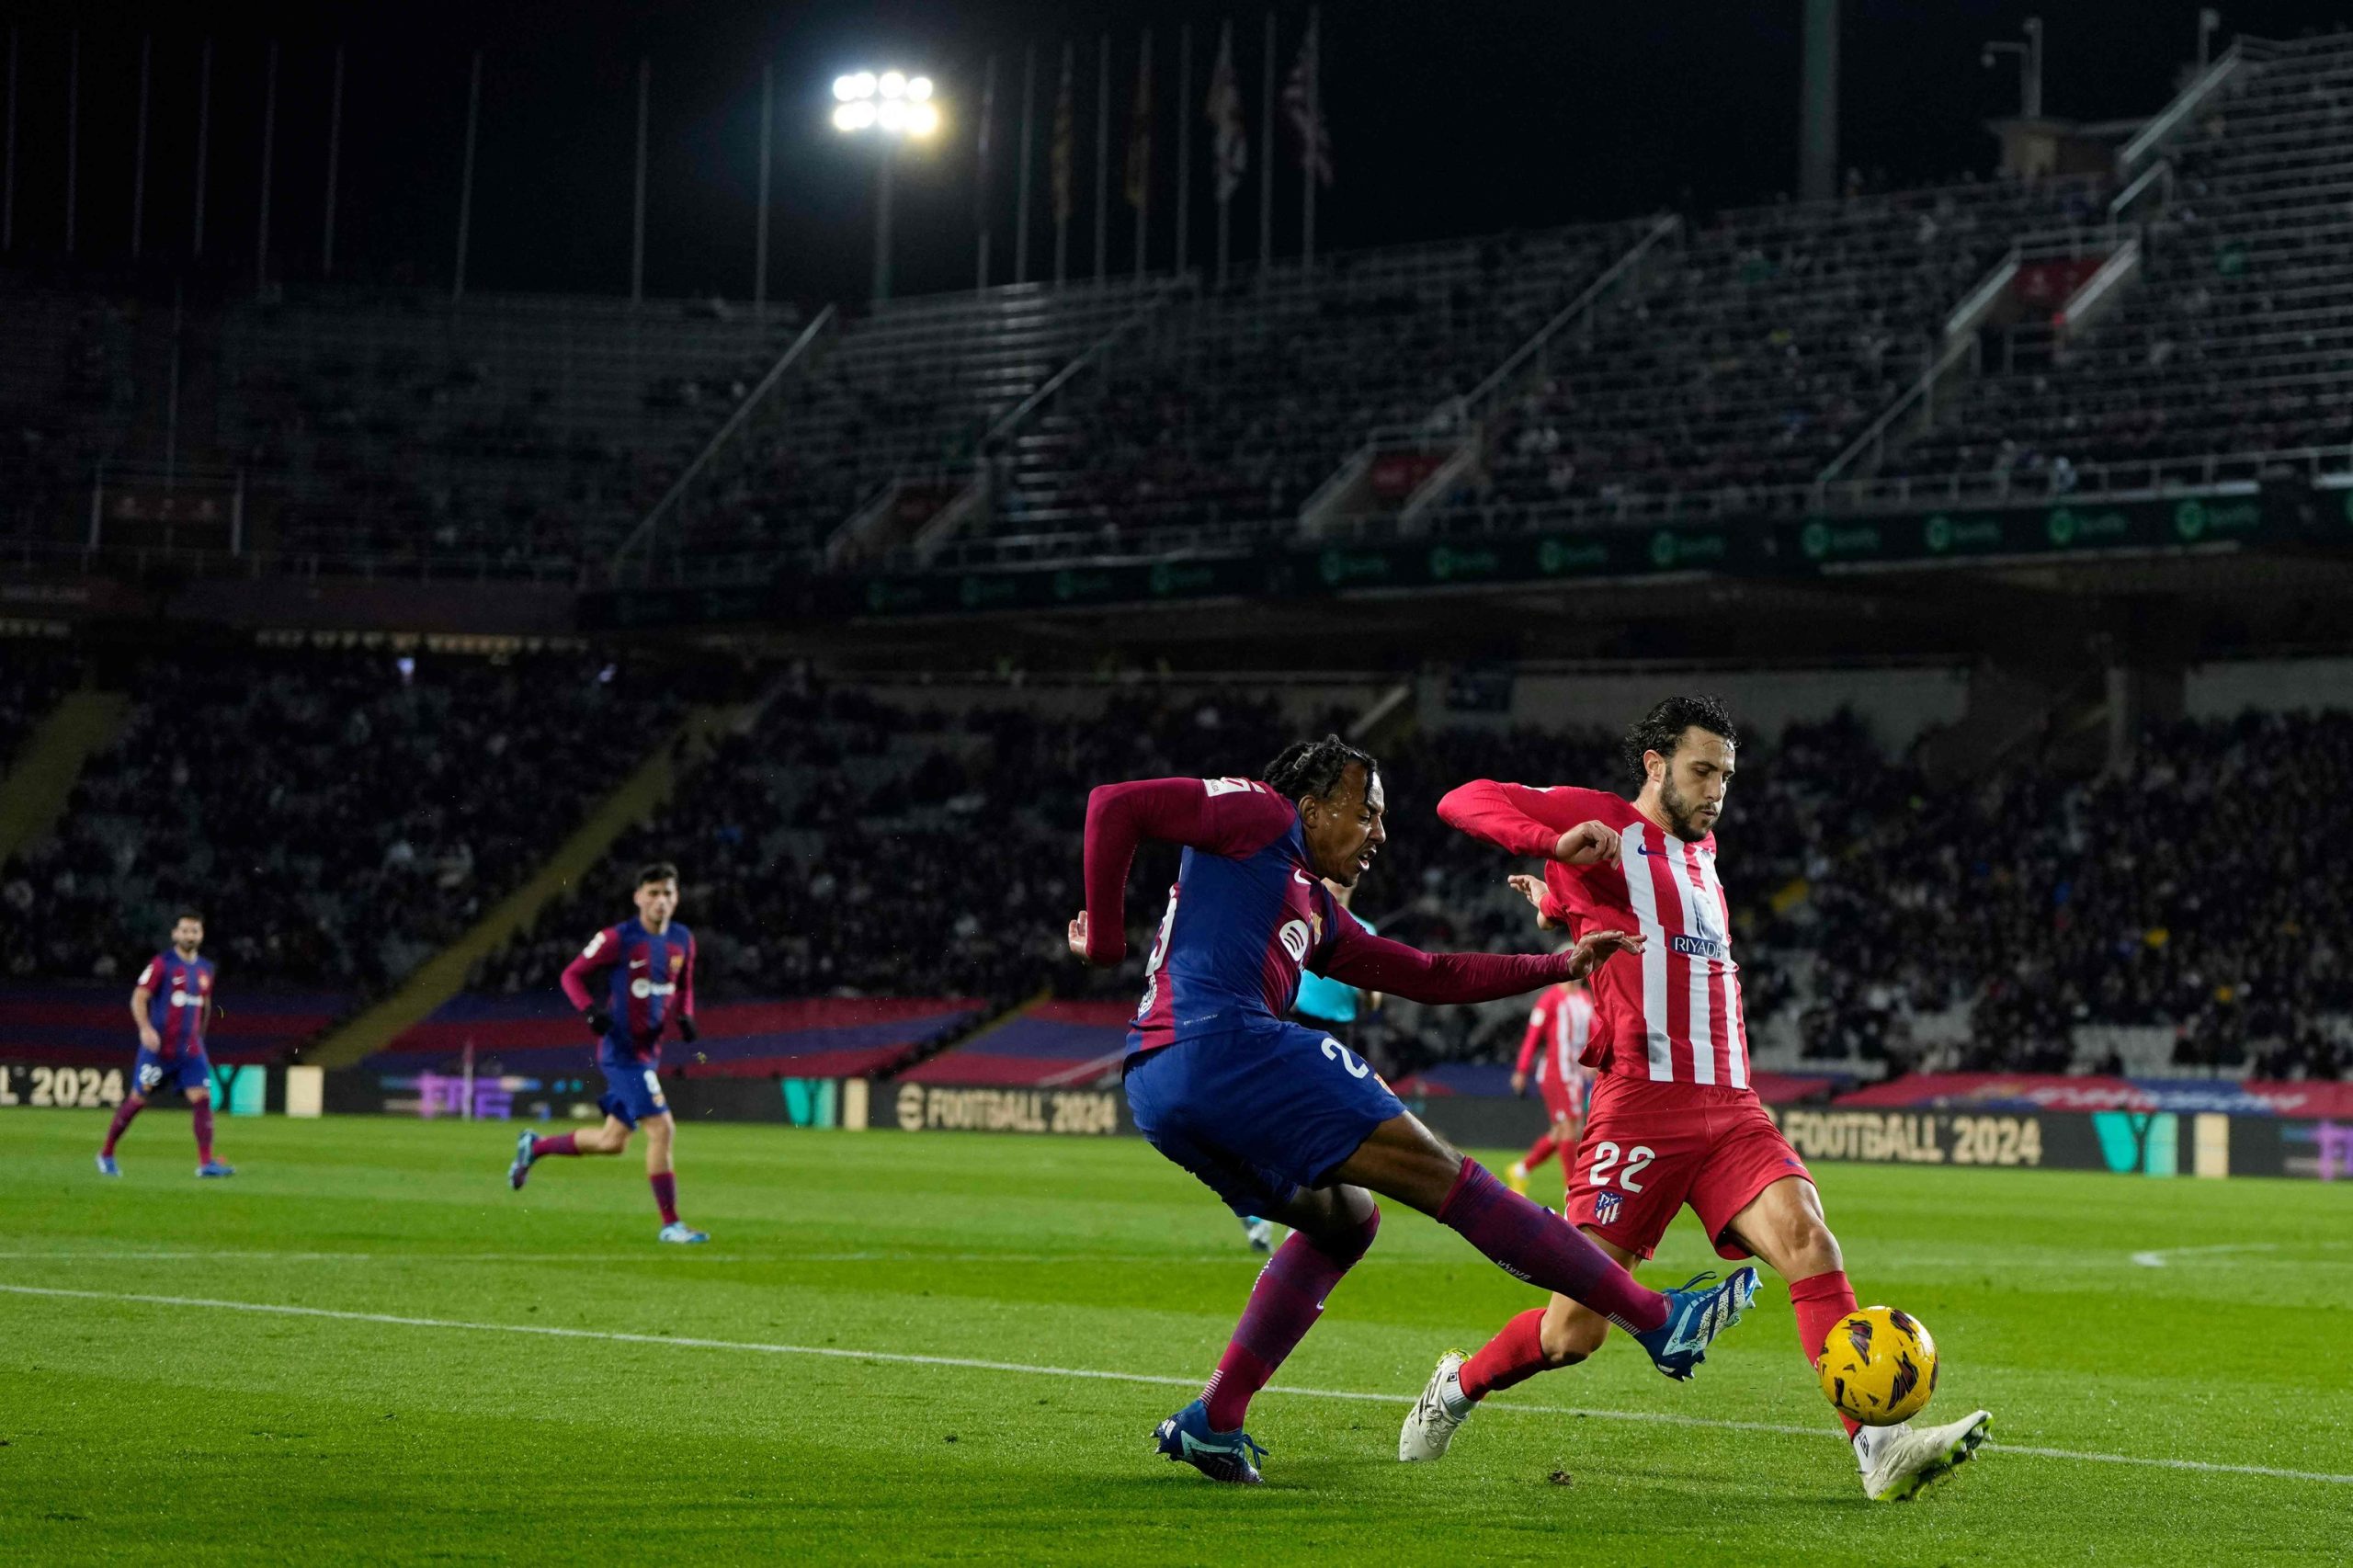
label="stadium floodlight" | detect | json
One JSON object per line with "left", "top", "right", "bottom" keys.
{"left": 830, "top": 67, "right": 945, "bottom": 303}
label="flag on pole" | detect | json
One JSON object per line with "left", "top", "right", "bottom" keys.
{"left": 1051, "top": 46, "right": 1075, "bottom": 225}
{"left": 1124, "top": 34, "right": 1154, "bottom": 209}
{"left": 1207, "top": 20, "right": 1247, "bottom": 203}
{"left": 1282, "top": 10, "right": 1332, "bottom": 186}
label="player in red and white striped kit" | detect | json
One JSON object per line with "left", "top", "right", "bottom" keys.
{"left": 1504, "top": 981, "right": 1594, "bottom": 1197}
{"left": 1398, "top": 696, "right": 1991, "bottom": 1502}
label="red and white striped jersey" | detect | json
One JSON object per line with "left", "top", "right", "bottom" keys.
{"left": 1439, "top": 781, "right": 1749, "bottom": 1090}
{"left": 1515, "top": 983, "right": 1596, "bottom": 1096}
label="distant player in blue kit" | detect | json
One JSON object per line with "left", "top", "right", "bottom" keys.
{"left": 506, "top": 863, "right": 708, "bottom": 1244}
{"left": 97, "top": 911, "right": 233, "bottom": 1177}
{"left": 1070, "top": 736, "right": 1759, "bottom": 1484}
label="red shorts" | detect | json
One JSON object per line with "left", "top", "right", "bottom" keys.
{"left": 1537, "top": 1069, "right": 1589, "bottom": 1126}
{"left": 1565, "top": 1074, "right": 1813, "bottom": 1261}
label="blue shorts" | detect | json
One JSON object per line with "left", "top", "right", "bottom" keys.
{"left": 597, "top": 1056, "right": 671, "bottom": 1130}
{"left": 132, "top": 1049, "right": 210, "bottom": 1098}
{"left": 1122, "top": 1019, "right": 1404, "bottom": 1220}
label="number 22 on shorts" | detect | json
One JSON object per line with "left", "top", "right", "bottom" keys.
{"left": 1587, "top": 1140, "right": 1654, "bottom": 1192}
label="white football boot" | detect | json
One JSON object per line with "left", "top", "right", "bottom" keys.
{"left": 1399, "top": 1351, "right": 1473, "bottom": 1461}
{"left": 1859, "top": 1408, "right": 1993, "bottom": 1501}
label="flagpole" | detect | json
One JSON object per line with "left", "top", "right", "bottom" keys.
{"left": 1131, "top": 29, "right": 1152, "bottom": 282}
{"left": 1093, "top": 32, "right": 1108, "bottom": 288}
{"left": 256, "top": 40, "right": 278, "bottom": 294}
{"left": 1257, "top": 11, "right": 1275, "bottom": 282}
{"left": 131, "top": 35, "right": 151, "bottom": 260}
{"left": 323, "top": 45, "right": 344, "bottom": 277}
{"left": 1016, "top": 45, "right": 1035, "bottom": 284}
{"left": 1054, "top": 41, "right": 1072, "bottom": 286}
{"left": 976, "top": 52, "right": 996, "bottom": 292}
{"left": 1174, "top": 23, "right": 1192, "bottom": 278}
{"left": 1300, "top": 6, "right": 1317, "bottom": 276}
{"left": 756, "top": 62, "right": 773, "bottom": 312}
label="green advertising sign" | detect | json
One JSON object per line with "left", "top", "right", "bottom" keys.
{"left": 579, "top": 491, "right": 2315, "bottom": 630}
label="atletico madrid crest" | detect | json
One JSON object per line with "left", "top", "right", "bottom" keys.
{"left": 1594, "top": 1190, "right": 1622, "bottom": 1224}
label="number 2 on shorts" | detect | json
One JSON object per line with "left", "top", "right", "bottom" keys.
{"left": 1587, "top": 1141, "right": 1655, "bottom": 1193}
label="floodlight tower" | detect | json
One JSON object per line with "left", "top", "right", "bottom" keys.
{"left": 833, "top": 69, "right": 941, "bottom": 304}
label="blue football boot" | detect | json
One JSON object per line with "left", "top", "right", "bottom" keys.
{"left": 657, "top": 1221, "right": 710, "bottom": 1244}
{"left": 96, "top": 1153, "right": 120, "bottom": 1177}
{"left": 1628, "top": 1267, "right": 1761, "bottom": 1381}
{"left": 1154, "top": 1398, "right": 1267, "bottom": 1484}
{"left": 508, "top": 1130, "right": 537, "bottom": 1189}
{"left": 196, "top": 1160, "right": 236, "bottom": 1178}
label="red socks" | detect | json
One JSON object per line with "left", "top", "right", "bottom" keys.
{"left": 101, "top": 1100, "right": 142, "bottom": 1156}
{"left": 1202, "top": 1208, "right": 1381, "bottom": 1431}
{"left": 1791, "top": 1269, "right": 1864, "bottom": 1438}
{"left": 650, "top": 1172, "right": 679, "bottom": 1225}
{"left": 1520, "top": 1132, "right": 1560, "bottom": 1172}
{"left": 530, "top": 1133, "right": 580, "bottom": 1158}
{"left": 1459, "top": 1308, "right": 1551, "bottom": 1401}
{"left": 1435, "top": 1158, "right": 1667, "bottom": 1334}
{"left": 191, "top": 1101, "right": 216, "bottom": 1164}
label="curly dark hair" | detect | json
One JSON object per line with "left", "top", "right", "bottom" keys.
{"left": 1621, "top": 695, "right": 1739, "bottom": 782}
{"left": 1262, "top": 734, "right": 1380, "bottom": 803}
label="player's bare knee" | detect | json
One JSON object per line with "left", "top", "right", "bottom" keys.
{"left": 1796, "top": 1220, "right": 1844, "bottom": 1278}
{"left": 1538, "top": 1301, "right": 1608, "bottom": 1367}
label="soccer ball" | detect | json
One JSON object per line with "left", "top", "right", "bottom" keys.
{"left": 1814, "top": 1305, "right": 1938, "bottom": 1426}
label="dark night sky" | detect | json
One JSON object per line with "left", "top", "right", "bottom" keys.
{"left": 12, "top": 2, "right": 2353, "bottom": 306}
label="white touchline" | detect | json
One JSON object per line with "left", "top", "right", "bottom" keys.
{"left": 2, "top": 1281, "right": 2348, "bottom": 1488}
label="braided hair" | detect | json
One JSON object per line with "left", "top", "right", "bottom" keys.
{"left": 1621, "top": 694, "right": 1739, "bottom": 783}
{"left": 1262, "top": 734, "right": 1380, "bottom": 804}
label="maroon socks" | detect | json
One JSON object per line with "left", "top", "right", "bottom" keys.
{"left": 191, "top": 1100, "right": 216, "bottom": 1164}
{"left": 529, "top": 1132, "right": 580, "bottom": 1158}
{"left": 1202, "top": 1208, "right": 1381, "bottom": 1432}
{"left": 101, "top": 1099, "right": 142, "bottom": 1157}
{"left": 1435, "top": 1158, "right": 1667, "bottom": 1335}
{"left": 650, "top": 1172, "right": 679, "bottom": 1225}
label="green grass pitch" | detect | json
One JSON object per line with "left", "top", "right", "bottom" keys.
{"left": 2, "top": 1111, "right": 2347, "bottom": 1565}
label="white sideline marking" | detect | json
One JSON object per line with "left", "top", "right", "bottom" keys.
{"left": 0, "top": 1248, "right": 1249, "bottom": 1267}
{"left": 4, "top": 1281, "right": 2349, "bottom": 1488}
{"left": 2131, "top": 1243, "right": 2279, "bottom": 1268}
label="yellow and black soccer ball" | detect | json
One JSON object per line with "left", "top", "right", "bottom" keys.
{"left": 1815, "top": 1305, "right": 1939, "bottom": 1426}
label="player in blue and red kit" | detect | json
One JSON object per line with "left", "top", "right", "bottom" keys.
{"left": 506, "top": 862, "right": 707, "bottom": 1244}
{"left": 1072, "top": 736, "right": 1759, "bottom": 1484}
{"left": 97, "top": 910, "right": 233, "bottom": 1177}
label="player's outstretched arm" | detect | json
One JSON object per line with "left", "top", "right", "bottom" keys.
{"left": 1074, "top": 777, "right": 1296, "bottom": 965}
{"left": 1314, "top": 916, "right": 1642, "bottom": 1006}
{"left": 1438, "top": 780, "right": 1621, "bottom": 866}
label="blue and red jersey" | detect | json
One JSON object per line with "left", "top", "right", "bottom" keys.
{"left": 1082, "top": 777, "right": 1579, "bottom": 1059}
{"left": 562, "top": 917, "right": 697, "bottom": 1065}
{"left": 134, "top": 950, "right": 215, "bottom": 1058}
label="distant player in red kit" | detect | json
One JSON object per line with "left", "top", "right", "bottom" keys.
{"left": 506, "top": 863, "right": 707, "bottom": 1244}
{"left": 1504, "top": 978, "right": 1594, "bottom": 1197}
{"left": 1073, "top": 735, "right": 1759, "bottom": 1486}
{"left": 96, "top": 911, "right": 234, "bottom": 1177}
{"left": 1396, "top": 697, "right": 1990, "bottom": 1500}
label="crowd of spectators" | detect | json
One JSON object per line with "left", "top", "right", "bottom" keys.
{"left": 1447, "top": 176, "right": 2109, "bottom": 526}
{"left": 1892, "top": 40, "right": 2353, "bottom": 491}
{"left": 1770, "top": 710, "right": 2352, "bottom": 1081}
{"left": 471, "top": 678, "right": 1311, "bottom": 1005}
{"left": 0, "top": 639, "right": 81, "bottom": 771}
{"left": 988, "top": 230, "right": 1620, "bottom": 552}
{"left": 0, "top": 648, "right": 683, "bottom": 993}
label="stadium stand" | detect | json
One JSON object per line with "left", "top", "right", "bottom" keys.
{"left": 1893, "top": 33, "right": 2353, "bottom": 493}
{"left": 0, "top": 648, "right": 684, "bottom": 1002}
{"left": 901, "top": 999, "right": 1133, "bottom": 1085}
{"left": 0, "top": 638, "right": 81, "bottom": 772}
{"left": 665, "top": 282, "right": 1160, "bottom": 572}
{"left": 975, "top": 228, "right": 1626, "bottom": 554}
{"left": 1444, "top": 175, "right": 2110, "bottom": 528}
